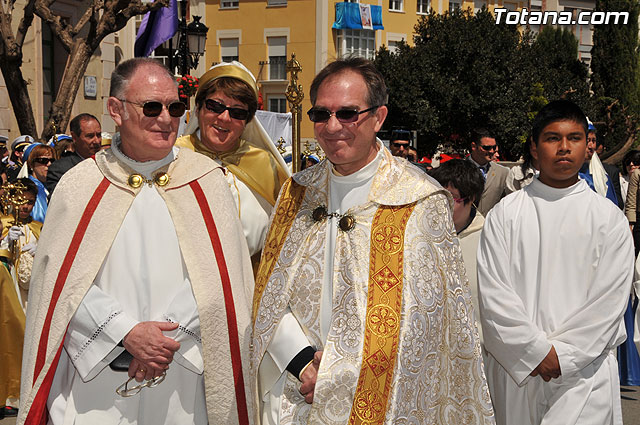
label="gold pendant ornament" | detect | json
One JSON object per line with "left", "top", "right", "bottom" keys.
{"left": 311, "top": 205, "right": 355, "bottom": 232}
{"left": 339, "top": 215, "right": 356, "bottom": 232}
{"left": 128, "top": 174, "right": 144, "bottom": 188}
{"left": 154, "top": 172, "right": 170, "bottom": 186}
{"left": 312, "top": 206, "right": 328, "bottom": 222}
{"left": 127, "top": 172, "right": 170, "bottom": 188}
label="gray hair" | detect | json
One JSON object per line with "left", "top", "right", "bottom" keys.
{"left": 109, "top": 58, "right": 176, "bottom": 99}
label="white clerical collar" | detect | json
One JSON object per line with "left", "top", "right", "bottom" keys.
{"left": 112, "top": 135, "right": 178, "bottom": 179}
{"left": 330, "top": 145, "right": 383, "bottom": 185}
{"left": 529, "top": 177, "right": 587, "bottom": 200}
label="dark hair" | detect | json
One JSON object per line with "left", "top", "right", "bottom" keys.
{"left": 69, "top": 113, "right": 99, "bottom": 136}
{"left": 391, "top": 129, "right": 412, "bottom": 142}
{"left": 520, "top": 138, "right": 534, "bottom": 175}
{"left": 622, "top": 150, "right": 640, "bottom": 176}
{"left": 17, "top": 177, "right": 38, "bottom": 198}
{"left": 470, "top": 128, "right": 495, "bottom": 145}
{"left": 110, "top": 58, "right": 176, "bottom": 98}
{"left": 54, "top": 139, "right": 74, "bottom": 158}
{"left": 195, "top": 77, "right": 258, "bottom": 123}
{"left": 531, "top": 100, "right": 588, "bottom": 144}
{"left": 310, "top": 57, "right": 388, "bottom": 108}
{"left": 428, "top": 159, "right": 485, "bottom": 206}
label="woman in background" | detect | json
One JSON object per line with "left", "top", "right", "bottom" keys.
{"left": 24, "top": 144, "right": 56, "bottom": 222}
{"left": 177, "top": 61, "right": 289, "bottom": 268}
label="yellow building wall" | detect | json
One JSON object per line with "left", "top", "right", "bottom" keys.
{"left": 202, "top": 0, "right": 526, "bottom": 142}
{"left": 205, "top": 0, "right": 439, "bottom": 140}
{"left": 205, "top": 0, "right": 317, "bottom": 139}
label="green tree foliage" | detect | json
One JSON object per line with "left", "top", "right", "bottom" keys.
{"left": 375, "top": 10, "right": 594, "bottom": 159}
{"left": 590, "top": 0, "right": 640, "bottom": 157}
{"left": 591, "top": 0, "right": 640, "bottom": 112}
{"left": 376, "top": 8, "right": 531, "bottom": 159}
{"left": 531, "top": 27, "right": 591, "bottom": 110}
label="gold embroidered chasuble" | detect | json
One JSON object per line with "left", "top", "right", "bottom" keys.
{"left": 0, "top": 217, "right": 42, "bottom": 296}
{"left": 176, "top": 133, "right": 288, "bottom": 206}
{"left": 0, "top": 216, "right": 42, "bottom": 261}
{"left": 252, "top": 149, "right": 495, "bottom": 424}
{"left": 0, "top": 216, "right": 42, "bottom": 247}
{"left": 0, "top": 264, "right": 24, "bottom": 404}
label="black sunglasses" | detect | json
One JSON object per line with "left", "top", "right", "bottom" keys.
{"left": 204, "top": 99, "right": 250, "bottom": 121}
{"left": 34, "top": 157, "right": 55, "bottom": 165}
{"left": 307, "top": 105, "right": 379, "bottom": 123}
{"left": 391, "top": 142, "right": 410, "bottom": 149}
{"left": 120, "top": 99, "right": 186, "bottom": 118}
{"left": 479, "top": 144, "right": 497, "bottom": 152}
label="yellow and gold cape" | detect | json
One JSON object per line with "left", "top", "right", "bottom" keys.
{"left": 176, "top": 133, "right": 288, "bottom": 206}
{"left": 252, "top": 148, "right": 494, "bottom": 424}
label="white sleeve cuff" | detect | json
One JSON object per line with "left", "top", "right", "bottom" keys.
{"left": 266, "top": 310, "right": 311, "bottom": 373}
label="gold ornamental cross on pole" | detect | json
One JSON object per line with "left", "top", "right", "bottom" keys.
{"left": 286, "top": 53, "right": 303, "bottom": 173}
{"left": 1, "top": 181, "right": 29, "bottom": 223}
{"left": 1, "top": 181, "right": 29, "bottom": 262}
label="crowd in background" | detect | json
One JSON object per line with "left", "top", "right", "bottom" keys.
{"left": 1, "top": 56, "right": 638, "bottom": 425}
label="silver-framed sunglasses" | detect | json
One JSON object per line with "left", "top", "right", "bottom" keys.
{"left": 116, "top": 371, "right": 166, "bottom": 397}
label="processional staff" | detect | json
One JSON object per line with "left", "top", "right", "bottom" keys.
{"left": 0, "top": 181, "right": 29, "bottom": 263}
{"left": 286, "top": 53, "right": 304, "bottom": 173}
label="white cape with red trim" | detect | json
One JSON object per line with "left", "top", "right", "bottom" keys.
{"left": 18, "top": 148, "right": 257, "bottom": 425}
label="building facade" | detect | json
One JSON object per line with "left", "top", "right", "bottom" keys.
{"left": 0, "top": 0, "right": 596, "bottom": 142}
{"left": 0, "top": 0, "right": 118, "bottom": 140}
{"left": 0, "top": 0, "right": 207, "bottom": 140}
{"left": 203, "top": 0, "right": 594, "bottom": 141}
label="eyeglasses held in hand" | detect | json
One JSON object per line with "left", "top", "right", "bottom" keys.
{"left": 307, "top": 106, "right": 380, "bottom": 123}
{"left": 119, "top": 99, "right": 186, "bottom": 118}
{"left": 34, "top": 157, "right": 55, "bottom": 165}
{"left": 116, "top": 371, "right": 166, "bottom": 397}
{"left": 204, "top": 99, "right": 250, "bottom": 120}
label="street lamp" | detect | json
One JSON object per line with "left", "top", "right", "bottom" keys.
{"left": 187, "top": 16, "right": 208, "bottom": 66}
{"left": 169, "top": 1, "right": 209, "bottom": 77}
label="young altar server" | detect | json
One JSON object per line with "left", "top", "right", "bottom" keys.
{"left": 478, "top": 99, "right": 634, "bottom": 425}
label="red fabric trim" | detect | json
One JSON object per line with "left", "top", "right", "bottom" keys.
{"left": 28, "top": 178, "right": 110, "bottom": 421}
{"left": 34, "top": 177, "right": 110, "bottom": 379}
{"left": 25, "top": 338, "right": 65, "bottom": 425}
{"left": 189, "top": 181, "right": 249, "bottom": 425}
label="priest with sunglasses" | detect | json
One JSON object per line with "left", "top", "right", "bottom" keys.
{"left": 177, "top": 62, "right": 290, "bottom": 269}
{"left": 18, "top": 58, "right": 257, "bottom": 424}
{"left": 251, "top": 57, "right": 494, "bottom": 424}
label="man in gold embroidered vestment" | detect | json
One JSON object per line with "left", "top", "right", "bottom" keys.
{"left": 251, "top": 58, "right": 495, "bottom": 424}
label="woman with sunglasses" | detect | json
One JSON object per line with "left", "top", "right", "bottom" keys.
{"left": 177, "top": 62, "right": 289, "bottom": 266}
{"left": 23, "top": 144, "right": 56, "bottom": 223}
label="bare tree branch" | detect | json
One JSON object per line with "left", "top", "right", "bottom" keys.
{"left": 97, "top": 0, "right": 169, "bottom": 40}
{"left": 73, "top": 2, "right": 97, "bottom": 36}
{"left": 15, "top": 0, "right": 36, "bottom": 49}
{"left": 0, "top": 12, "right": 14, "bottom": 56}
{"left": 3, "top": 0, "right": 175, "bottom": 139}
{"left": 34, "top": 0, "right": 73, "bottom": 50}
